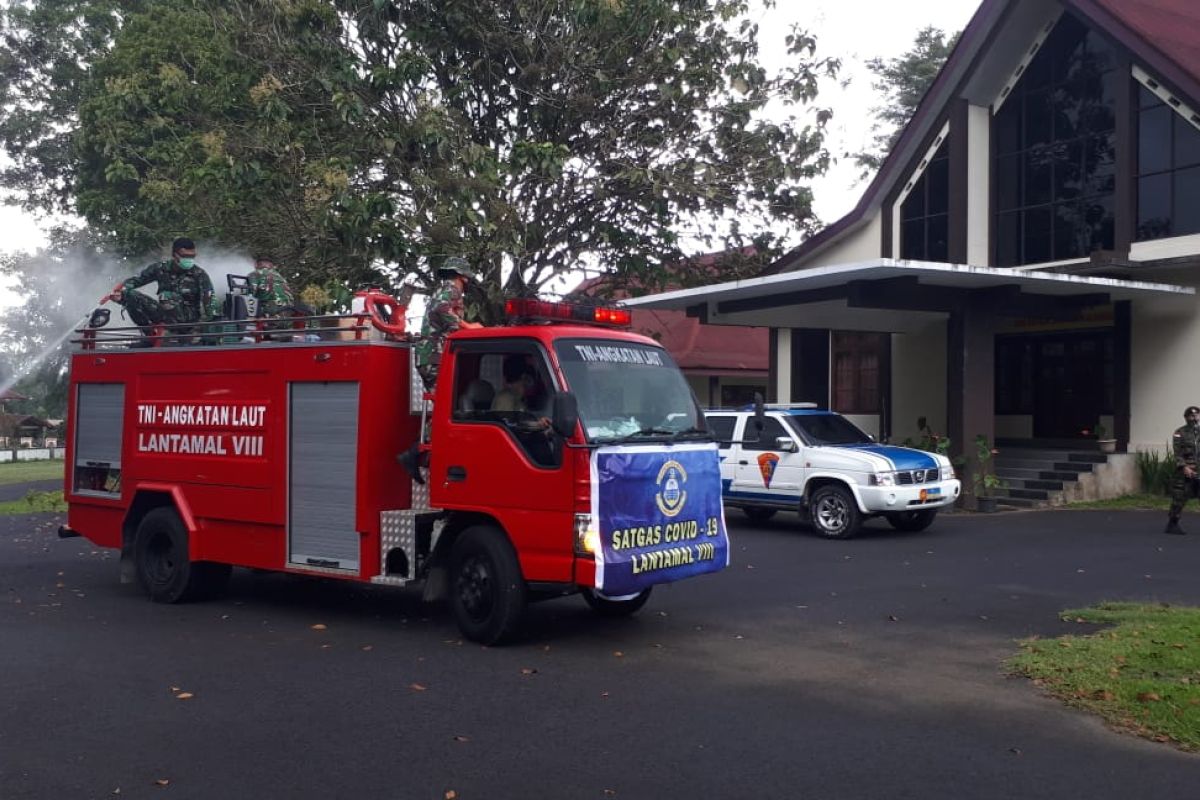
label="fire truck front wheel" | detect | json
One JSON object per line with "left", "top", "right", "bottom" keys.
{"left": 449, "top": 526, "right": 527, "bottom": 645}
{"left": 582, "top": 587, "right": 652, "bottom": 617}
{"left": 134, "top": 508, "right": 231, "bottom": 603}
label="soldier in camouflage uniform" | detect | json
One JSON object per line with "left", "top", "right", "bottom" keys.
{"left": 1166, "top": 405, "right": 1200, "bottom": 534}
{"left": 108, "top": 238, "right": 219, "bottom": 344}
{"left": 247, "top": 255, "right": 295, "bottom": 317}
{"left": 414, "top": 256, "right": 483, "bottom": 391}
{"left": 399, "top": 256, "right": 484, "bottom": 484}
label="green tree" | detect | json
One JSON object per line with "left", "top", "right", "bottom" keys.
{"left": 851, "top": 26, "right": 958, "bottom": 180}
{"left": 2, "top": 0, "right": 840, "bottom": 309}
{"left": 0, "top": 228, "right": 129, "bottom": 418}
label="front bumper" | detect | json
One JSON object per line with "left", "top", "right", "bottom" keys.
{"left": 858, "top": 479, "right": 961, "bottom": 513}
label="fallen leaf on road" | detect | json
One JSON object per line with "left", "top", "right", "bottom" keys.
{"left": 453, "top": 735, "right": 470, "bottom": 743}
{"left": 361, "top": 645, "right": 374, "bottom": 652}
{"left": 445, "top": 791, "right": 457, "bottom": 799}
{"left": 888, "top": 615, "right": 900, "bottom": 622}
{"left": 410, "top": 683, "right": 427, "bottom": 692}
{"left": 311, "top": 624, "right": 327, "bottom": 631}
{"left": 614, "top": 651, "right": 624, "bottom": 657}
{"left": 521, "top": 667, "right": 538, "bottom": 675}
{"left": 175, "top": 692, "right": 194, "bottom": 700}
{"left": 154, "top": 779, "right": 170, "bottom": 787}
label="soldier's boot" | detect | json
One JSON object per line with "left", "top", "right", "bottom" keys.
{"left": 397, "top": 444, "right": 425, "bottom": 485}
{"left": 1165, "top": 516, "right": 1186, "bottom": 535}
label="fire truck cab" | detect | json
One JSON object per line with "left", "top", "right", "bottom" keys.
{"left": 61, "top": 296, "right": 730, "bottom": 644}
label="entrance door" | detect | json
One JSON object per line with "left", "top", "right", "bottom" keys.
{"left": 1031, "top": 333, "right": 1108, "bottom": 439}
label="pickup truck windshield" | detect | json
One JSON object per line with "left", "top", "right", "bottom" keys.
{"left": 785, "top": 413, "right": 873, "bottom": 446}
{"left": 554, "top": 339, "right": 704, "bottom": 442}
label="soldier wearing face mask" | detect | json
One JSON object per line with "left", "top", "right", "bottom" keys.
{"left": 107, "top": 237, "right": 220, "bottom": 344}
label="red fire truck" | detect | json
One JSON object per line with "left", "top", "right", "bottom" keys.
{"left": 61, "top": 295, "right": 731, "bottom": 643}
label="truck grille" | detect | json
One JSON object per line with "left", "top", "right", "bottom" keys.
{"left": 897, "top": 468, "right": 939, "bottom": 484}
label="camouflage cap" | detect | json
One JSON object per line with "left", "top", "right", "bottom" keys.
{"left": 438, "top": 256, "right": 475, "bottom": 281}
{"left": 1186, "top": 406, "right": 1200, "bottom": 417}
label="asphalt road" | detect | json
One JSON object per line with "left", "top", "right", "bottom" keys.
{"left": 4, "top": 505, "right": 1200, "bottom": 799}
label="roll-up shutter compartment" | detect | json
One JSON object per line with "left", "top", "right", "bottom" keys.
{"left": 289, "top": 382, "right": 360, "bottom": 572}
{"left": 73, "top": 384, "right": 124, "bottom": 495}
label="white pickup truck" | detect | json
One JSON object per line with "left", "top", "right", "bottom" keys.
{"left": 704, "top": 405, "right": 961, "bottom": 539}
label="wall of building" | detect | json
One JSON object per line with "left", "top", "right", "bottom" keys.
{"left": 1131, "top": 271, "right": 1200, "bottom": 453}
{"left": 795, "top": 214, "right": 884, "bottom": 269}
{"left": 889, "top": 320, "right": 948, "bottom": 444}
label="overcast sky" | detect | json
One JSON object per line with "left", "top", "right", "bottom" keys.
{"left": 0, "top": 0, "right": 980, "bottom": 257}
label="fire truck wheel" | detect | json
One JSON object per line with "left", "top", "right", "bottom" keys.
{"left": 808, "top": 484, "right": 862, "bottom": 539}
{"left": 134, "top": 508, "right": 231, "bottom": 603}
{"left": 449, "top": 526, "right": 528, "bottom": 645}
{"left": 582, "top": 587, "right": 652, "bottom": 617}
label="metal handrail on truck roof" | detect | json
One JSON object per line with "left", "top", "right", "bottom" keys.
{"left": 72, "top": 312, "right": 387, "bottom": 351}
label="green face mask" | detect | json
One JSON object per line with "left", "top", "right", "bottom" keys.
{"left": 178, "top": 258, "right": 196, "bottom": 269}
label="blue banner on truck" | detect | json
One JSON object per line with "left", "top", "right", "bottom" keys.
{"left": 589, "top": 443, "right": 729, "bottom": 596}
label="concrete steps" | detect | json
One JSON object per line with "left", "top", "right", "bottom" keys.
{"left": 990, "top": 447, "right": 1117, "bottom": 509}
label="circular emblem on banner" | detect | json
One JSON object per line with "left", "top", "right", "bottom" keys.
{"left": 656, "top": 460, "right": 688, "bottom": 517}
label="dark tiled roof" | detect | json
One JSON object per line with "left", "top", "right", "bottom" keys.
{"left": 1075, "top": 0, "right": 1200, "bottom": 102}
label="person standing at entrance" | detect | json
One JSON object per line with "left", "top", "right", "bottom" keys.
{"left": 1166, "top": 405, "right": 1200, "bottom": 534}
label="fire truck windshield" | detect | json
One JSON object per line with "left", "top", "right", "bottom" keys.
{"left": 553, "top": 339, "right": 706, "bottom": 443}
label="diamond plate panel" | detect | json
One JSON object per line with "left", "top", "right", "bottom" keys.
{"left": 409, "top": 357, "right": 426, "bottom": 415}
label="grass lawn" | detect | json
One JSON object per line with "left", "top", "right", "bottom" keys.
{"left": 1010, "top": 603, "right": 1200, "bottom": 750}
{"left": 1066, "top": 493, "right": 1171, "bottom": 511}
{"left": 0, "top": 489, "right": 65, "bottom": 515}
{"left": 0, "top": 459, "right": 64, "bottom": 486}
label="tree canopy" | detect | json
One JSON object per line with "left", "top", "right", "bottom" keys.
{"left": 0, "top": 0, "right": 840, "bottom": 305}
{"left": 851, "top": 25, "right": 958, "bottom": 180}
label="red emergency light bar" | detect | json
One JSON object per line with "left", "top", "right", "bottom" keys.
{"left": 504, "top": 298, "right": 631, "bottom": 327}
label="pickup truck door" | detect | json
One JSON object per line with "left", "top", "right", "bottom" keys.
{"left": 731, "top": 415, "right": 804, "bottom": 503}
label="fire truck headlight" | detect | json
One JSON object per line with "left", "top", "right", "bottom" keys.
{"left": 574, "top": 513, "right": 600, "bottom": 556}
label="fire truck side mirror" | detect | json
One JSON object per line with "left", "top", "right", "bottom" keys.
{"left": 551, "top": 391, "right": 579, "bottom": 439}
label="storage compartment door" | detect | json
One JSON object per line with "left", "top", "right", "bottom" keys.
{"left": 289, "top": 382, "right": 360, "bottom": 571}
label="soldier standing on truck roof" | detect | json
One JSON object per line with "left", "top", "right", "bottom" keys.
{"left": 1166, "top": 405, "right": 1200, "bottom": 534}
{"left": 413, "top": 256, "right": 484, "bottom": 391}
{"left": 107, "top": 237, "right": 220, "bottom": 345}
{"left": 247, "top": 255, "right": 296, "bottom": 317}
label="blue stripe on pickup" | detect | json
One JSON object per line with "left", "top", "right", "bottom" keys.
{"left": 841, "top": 445, "right": 938, "bottom": 472}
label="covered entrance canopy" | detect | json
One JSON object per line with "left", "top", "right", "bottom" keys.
{"left": 622, "top": 259, "right": 1194, "bottom": 329}
{"left": 623, "top": 258, "right": 1194, "bottom": 460}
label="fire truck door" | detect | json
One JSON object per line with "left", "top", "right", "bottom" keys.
{"left": 289, "top": 382, "right": 360, "bottom": 571}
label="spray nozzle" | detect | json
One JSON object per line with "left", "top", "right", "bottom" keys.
{"left": 88, "top": 308, "right": 111, "bottom": 329}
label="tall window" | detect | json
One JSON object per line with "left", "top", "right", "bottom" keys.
{"left": 831, "top": 332, "right": 887, "bottom": 414}
{"left": 900, "top": 139, "right": 950, "bottom": 261}
{"left": 993, "top": 14, "right": 1116, "bottom": 266}
{"left": 1135, "top": 84, "right": 1200, "bottom": 240}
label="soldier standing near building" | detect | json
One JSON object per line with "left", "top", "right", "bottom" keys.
{"left": 1166, "top": 405, "right": 1200, "bottom": 534}
{"left": 107, "top": 237, "right": 220, "bottom": 344}
{"left": 247, "top": 255, "right": 295, "bottom": 317}
{"left": 413, "top": 256, "right": 483, "bottom": 390}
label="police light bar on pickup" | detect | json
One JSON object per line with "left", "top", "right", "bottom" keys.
{"left": 504, "top": 298, "right": 631, "bottom": 327}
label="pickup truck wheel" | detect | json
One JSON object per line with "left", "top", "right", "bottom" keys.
{"left": 809, "top": 485, "right": 861, "bottom": 539}
{"left": 450, "top": 526, "right": 527, "bottom": 645}
{"left": 134, "top": 508, "right": 231, "bottom": 603}
{"left": 885, "top": 509, "right": 938, "bottom": 532}
{"left": 742, "top": 507, "right": 777, "bottom": 523}
{"left": 582, "top": 587, "right": 652, "bottom": 617}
